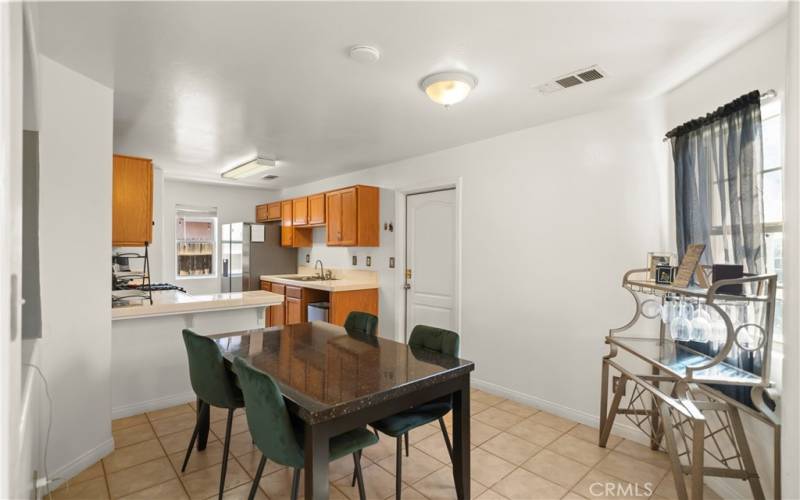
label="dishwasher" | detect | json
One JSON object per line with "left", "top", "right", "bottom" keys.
{"left": 307, "top": 302, "right": 330, "bottom": 322}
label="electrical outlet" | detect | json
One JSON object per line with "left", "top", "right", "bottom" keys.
{"left": 305, "top": 254, "right": 310, "bottom": 263}
{"left": 366, "top": 256, "right": 371, "bottom": 267}
{"left": 612, "top": 376, "right": 626, "bottom": 395}
{"left": 352, "top": 256, "right": 357, "bottom": 266}
{"left": 389, "top": 257, "right": 395, "bottom": 268}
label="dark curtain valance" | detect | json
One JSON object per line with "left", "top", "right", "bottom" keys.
{"left": 665, "top": 90, "right": 761, "bottom": 139}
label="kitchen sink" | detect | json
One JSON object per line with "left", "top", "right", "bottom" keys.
{"left": 280, "top": 275, "right": 338, "bottom": 282}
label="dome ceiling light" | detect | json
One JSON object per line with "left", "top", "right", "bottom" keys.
{"left": 420, "top": 71, "right": 478, "bottom": 107}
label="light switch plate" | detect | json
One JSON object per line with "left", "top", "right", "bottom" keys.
{"left": 389, "top": 257, "right": 395, "bottom": 268}
{"left": 366, "top": 256, "right": 371, "bottom": 267}
{"left": 305, "top": 254, "right": 310, "bottom": 263}
{"left": 352, "top": 256, "right": 357, "bottom": 266}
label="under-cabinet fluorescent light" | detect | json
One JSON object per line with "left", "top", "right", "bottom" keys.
{"left": 221, "top": 157, "right": 277, "bottom": 179}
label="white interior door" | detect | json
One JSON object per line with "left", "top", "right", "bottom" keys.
{"left": 405, "top": 188, "right": 457, "bottom": 339}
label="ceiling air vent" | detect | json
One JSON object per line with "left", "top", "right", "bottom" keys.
{"left": 262, "top": 174, "right": 278, "bottom": 180}
{"left": 536, "top": 65, "right": 607, "bottom": 94}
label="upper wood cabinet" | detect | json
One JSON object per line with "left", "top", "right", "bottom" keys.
{"left": 308, "top": 193, "right": 326, "bottom": 225}
{"left": 267, "top": 202, "right": 281, "bottom": 221}
{"left": 326, "top": 185, "right": 379, "bottom": 247}
{"left": 281, "top": 200, "right": 311, "bottom": 248}
{"left": 292, "top": 197, "right": 308, "bottom": 226}
{"left": 256, "top": 204, "right": 269, "bottom": 222}
{"left": 256, "top": 202, "right": 282, "bottom": 222}
{"left": 112, "top": 155, "right": 153, "bottom": 246}
{"left": 281, "top": 200, "right": 294, "bottom": 247}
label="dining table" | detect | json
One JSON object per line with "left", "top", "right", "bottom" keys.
{"left": 193, "top": 321, "right": 475, "bottom": 500}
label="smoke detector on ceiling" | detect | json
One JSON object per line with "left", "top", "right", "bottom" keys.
{"left": 535, "top": 65, "right": 607, "bottom": 94}
{"left": 349, "top": 45, "right": 381, "bottom": 63}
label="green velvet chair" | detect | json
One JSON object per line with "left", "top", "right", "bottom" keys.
{"left": 181, "top": 329, "right": 245, "bottom": 500}
{"left": 344, "top": 311, "right": 379, "bottom": 337}
{"left": 232, "top": 357, "right": 378, "bottom": 500}
{"left": 357, "top": 325, "right": 460, "bottom": 500}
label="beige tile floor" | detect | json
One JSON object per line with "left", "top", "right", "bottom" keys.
{"left": 48, "top": 390, "right": 722, "bottom": 500}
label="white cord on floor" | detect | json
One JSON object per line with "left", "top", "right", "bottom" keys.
{"left": 22, "top": 362, "right": 57, "bottom": 500}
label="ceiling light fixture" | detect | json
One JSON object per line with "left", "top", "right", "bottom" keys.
{"left": 420, "top": 71, "right": 478, "bottom": 107}
{"left": 221, "top": 157, "right": 277, "bottom": 179}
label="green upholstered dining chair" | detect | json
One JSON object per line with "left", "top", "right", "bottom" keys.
{"left": 343, "top": 311, "right": 379, "bottom": 337}
{"left": 232, "top": 356, "right": 378, "bottom": 500}
{"left": 181, "top": 329, "right": 245, "bottom": 500}
{"left": 354, "top": 325, "right": 460, "bottom": 500}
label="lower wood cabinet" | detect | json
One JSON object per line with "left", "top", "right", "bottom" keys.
{"left": 263, "top": 280, "right": 377, "bottom": 328}
{"left": 268, "top": 283, "right": 285, "bottom": 327}
{"left": 286, "top": 296, "right": 302, "bottom": 325}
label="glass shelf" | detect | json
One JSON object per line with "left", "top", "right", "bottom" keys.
{"left": 625, "top": 278, "right": 769, "bottom": 303}
{"left": 609, "top": 337, "right": 764, "bottom": 386}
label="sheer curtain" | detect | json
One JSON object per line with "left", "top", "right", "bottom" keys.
{"left": 667, "top": 90, "right": 767, "bottom": 405}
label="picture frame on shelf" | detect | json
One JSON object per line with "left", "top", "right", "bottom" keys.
{"left": 647, "top": 252, "right": 676, "bottom": 279}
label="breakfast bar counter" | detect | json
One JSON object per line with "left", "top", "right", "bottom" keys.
{"left": 112, "top": 289, "right": 284, "bottom": 320}
{"left": 111, "top": 290, "right": 284, "bottom": 418}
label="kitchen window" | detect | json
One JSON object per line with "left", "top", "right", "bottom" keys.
{"left": 176, "top": 206, "right": 218, "bottom": 279}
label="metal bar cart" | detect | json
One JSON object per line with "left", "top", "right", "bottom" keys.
{"left": 600, "top": 268, "right": 780, "bottom": 500}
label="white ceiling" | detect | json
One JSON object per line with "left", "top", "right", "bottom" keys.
{"left": 34, "top": 1, "right": 786, "bottom": 188}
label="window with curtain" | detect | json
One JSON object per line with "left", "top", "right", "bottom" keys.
{"left": 760, "top": 99, "right": 783, "bottom": 340}
{"left": 668, "top": 90, "right": 779, "bottom": 407}
{"left": 176, "top": 205, "right": 218, "bottom": 279}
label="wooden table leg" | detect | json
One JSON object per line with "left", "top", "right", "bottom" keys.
{"left": 197, "top": 398, "right": 210, "bottom": 451}
{"left": 452, "top": 376, "right": 470, "bottom": 500}
{"left": 304, "top": 422, "right": 329, "bottom": 500}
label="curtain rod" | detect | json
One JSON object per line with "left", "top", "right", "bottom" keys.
{"left": 662, "top": 89, "right": 777, "bottom": 143}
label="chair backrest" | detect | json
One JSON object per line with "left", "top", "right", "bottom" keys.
{"left": 232, "top": 357, "right": 305, "bottom": 469}
{"left": 408, "top": 325, "right": 460, "bottom": 357}
{"left": 181, "top": 329, "right": 242, "bottom": 409}
{"left": 344, "top": 311, "right": 379, "bottom": 337}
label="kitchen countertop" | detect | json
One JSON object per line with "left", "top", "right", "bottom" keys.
{"left": 112, "top": 290, "right": 284, "bottom": 320}
{"left": 260, "top": 274, "right": 379, "bottom": 292}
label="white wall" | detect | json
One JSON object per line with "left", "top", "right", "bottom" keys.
{"left": 663, "top": 20, "right": 788, "bottom": 499}
{"left": 779, "top": 4, "right": 799, "bottom": 499}
{"left": 38, "top": 55, "right": 114, "bottom": 484}
{"left": 161, "top": 179, "right": 273, "bottom": 294}
{"left": 280, "top": 98, "right": 671, "bottom": 423}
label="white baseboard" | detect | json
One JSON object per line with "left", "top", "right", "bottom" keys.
{"left": 42, "top": 437, "right": 114, "bottom": 494}
{"left": 471, "top": 377, "right": 650, "bottom": 446}
{"left": 111, "top": 391, "right": 196, "bottom": 420}
{"left": 705, "top": 476, "right": 750, "bottom": 499}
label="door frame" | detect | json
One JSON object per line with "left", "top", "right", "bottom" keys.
{"left": 394, "top": 177, "right": 463, "bottom": 343}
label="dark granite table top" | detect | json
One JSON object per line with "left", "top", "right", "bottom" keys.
{"left": 211, "top": 321, "right": 474, "bottom": 424}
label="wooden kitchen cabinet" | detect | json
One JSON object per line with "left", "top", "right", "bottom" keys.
{"left": 286, "top": 296, "right": 302, "bottom": 325}
{"left": 267, "top": 202, "right": 281, "bottom": 221}
{"left": 281, "top": 200, "right": 312, "bottom": 248}
{"left": 329, "top": 289, "right": 379, "bottom": 326}
{"left": 268, "top": 282, "right": 285, "bottom": 327}
{"left": 326, "top": 185, "right": 379, "bottom": 247}
{"left": 256, "top": 204, "right": 269, "bottom": 222}
{"left": 308, "top": 193, "right": 326, "bottom": 225}
{"left": 292, "top": 197, "right": 308, "bottom": 226}
{"left": 112, "top": 154, "right": 153, "bottom": 246}
{"left": 281, "top": 200, "right": 293, "bottom": 247}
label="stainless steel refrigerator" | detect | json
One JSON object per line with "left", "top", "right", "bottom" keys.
{"left": 221, "top": 222, "right": 297, "bottom": 292}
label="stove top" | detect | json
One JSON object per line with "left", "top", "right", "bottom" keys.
{"left": 134, "top": 283, "right": 186, "bottom": 293}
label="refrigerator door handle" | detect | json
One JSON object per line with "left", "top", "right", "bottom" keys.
{"left": 222, "top": 258, "right": 229, "bottom": 278}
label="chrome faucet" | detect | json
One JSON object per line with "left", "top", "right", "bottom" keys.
{"left": 314, "top": 259, "right": 326, "bottom": 280}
